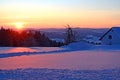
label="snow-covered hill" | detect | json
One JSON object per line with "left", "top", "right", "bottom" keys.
{"left": 40, "top": 28, "right": 108, "bottom": 40}
{"left": 0, "top": 41, "right": 120, "bottom": 80}
{"left": 63, "top": 41, "right": 120, "bottom": 51}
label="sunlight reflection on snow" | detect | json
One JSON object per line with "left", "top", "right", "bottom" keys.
{"left": 0, "top": 51, "right": 120, "bottom": 70}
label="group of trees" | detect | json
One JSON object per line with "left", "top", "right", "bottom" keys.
{"left": 0, "top": 27, "right": 64, "bottom": 47}
{"left": 0, "top": 25, "right": 75, "bottom": 47}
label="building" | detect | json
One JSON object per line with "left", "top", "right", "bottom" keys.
{"left": 100, "top": 27, "right": 120, "bottom": 45}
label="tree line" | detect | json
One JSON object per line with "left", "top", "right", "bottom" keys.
{"left": 0, "top": 27, "right": 64, "bottom": 47}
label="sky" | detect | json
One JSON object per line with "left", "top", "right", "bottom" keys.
{"left": 0, "top": 0, "right": 120, "bottom": 29}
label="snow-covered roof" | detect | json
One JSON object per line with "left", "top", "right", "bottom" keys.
{"left": 112, "top": 27, "right": 120, "bottom": 35}
{"left": 100, "top": 27, "right": 120, "bottom": 40}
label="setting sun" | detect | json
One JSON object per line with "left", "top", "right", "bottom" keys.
{"left": 15, "top": 22, "right": 24, "bottom": 29}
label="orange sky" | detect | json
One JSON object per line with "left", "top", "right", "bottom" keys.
{"left": 0, "top": 0, "right": 120, "bottom": 29}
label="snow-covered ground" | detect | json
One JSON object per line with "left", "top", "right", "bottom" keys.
{"left": 0, "top": 47, "right": 64, "bottom": 54}
{"left": 62, "top": 41, "right": 120, "bottom": 51}
{"left": 0, "top": 50, "right": 120, "bottom": 70}
{"left": 0, "top": 41, "right": 120, "bottom": 80}
{"left": 1, "top": 68, "right": 120, "bottom": 80}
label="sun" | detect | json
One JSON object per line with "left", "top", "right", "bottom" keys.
{"left": 15, "top": 22, "right": 24, "bottom": 29}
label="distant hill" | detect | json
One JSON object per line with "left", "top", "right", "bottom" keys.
{"left": 37, "top": 28, "right": 109, "bottom": 40}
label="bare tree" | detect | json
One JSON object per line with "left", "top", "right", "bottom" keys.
{"left": 65, "top": 25, "right": 75, "bottom": 44}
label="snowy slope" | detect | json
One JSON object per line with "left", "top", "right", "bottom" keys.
{"left": 62, "top": 41, "right": 93, "bottom": 50}
{"left": 0, "top": 50, "right": 120, "bottom": 70}
{"left": 63, "top": 41, "right": 120, "bottom": 51}
{"left": 0, "top": 41, "right": 120, "bottom": 80}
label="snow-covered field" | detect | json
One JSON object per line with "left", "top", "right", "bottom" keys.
{"left": 1, "top": 68, "right": 120, "bottom": 80}
{"left": 0, "top": 41, "right": 120, "bottom": 80}
{"left": 1, "top": 50, "right": 120, "bottom": 70}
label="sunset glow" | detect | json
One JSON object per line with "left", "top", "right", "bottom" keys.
{"left": 0, "top": 0, "right": 120, "bottom": 28}
{"left": 15, "top": 22, "right": 24, "bottom": 29}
